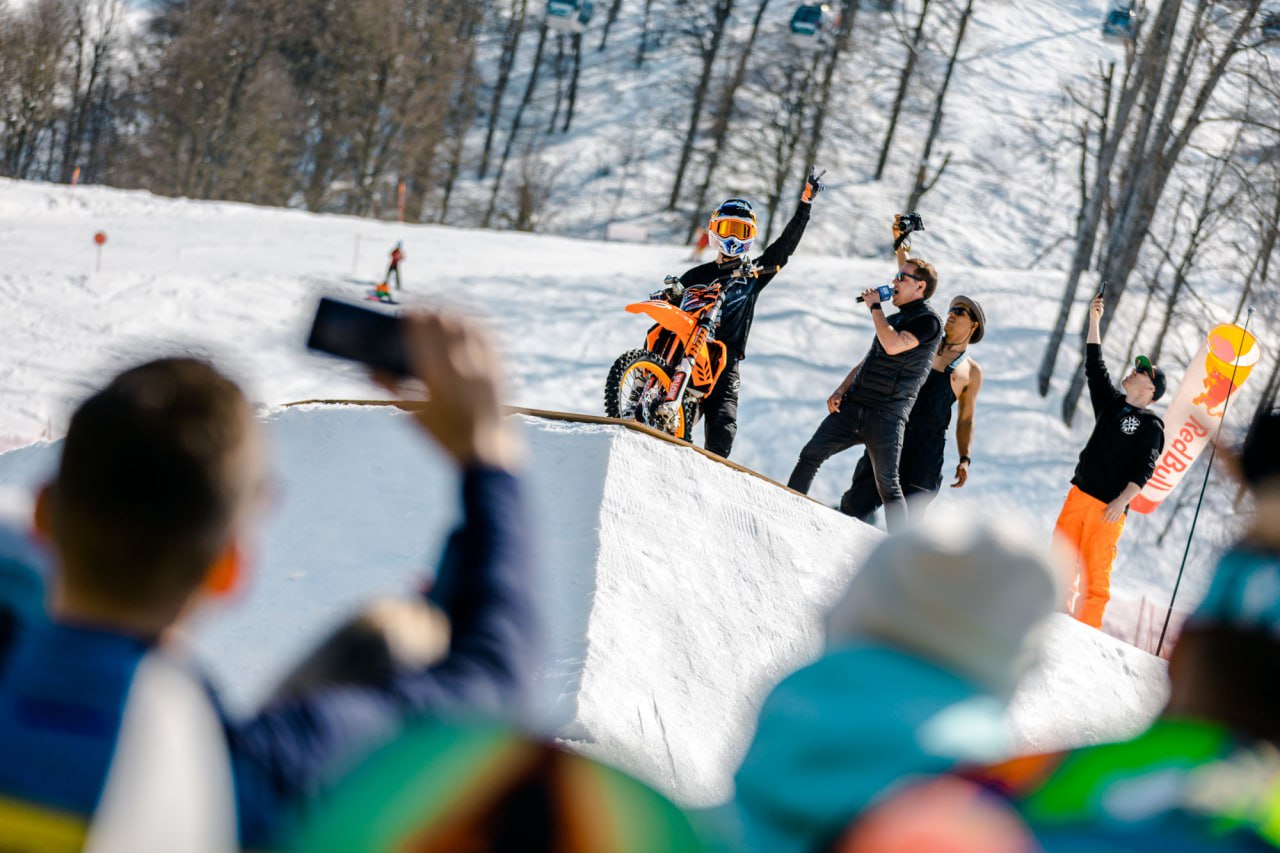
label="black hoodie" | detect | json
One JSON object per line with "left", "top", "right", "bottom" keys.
{"left": 1071, "top": 343, "right": 1165, "bottom": 503}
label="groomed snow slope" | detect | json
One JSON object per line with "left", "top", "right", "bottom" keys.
{"left": 0, "top": 405, "right": 1168, "bottom": 806}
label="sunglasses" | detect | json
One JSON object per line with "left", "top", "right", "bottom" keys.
{"left": 948, "top": 305, "right": 971, "bottom": 319}
{"left": 1134, "top": 354, "right": 1156, "bottom": 379}
{"left": 894, "top": 268, "right": 926, "bottom": 284}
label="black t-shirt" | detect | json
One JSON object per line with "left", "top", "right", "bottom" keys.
{"left": 899, "top": 312, "right": 941, "bottom": 349}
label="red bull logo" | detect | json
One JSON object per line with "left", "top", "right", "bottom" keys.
{"left": 1131, "top": 323, "right": 1260, "bottom": 515}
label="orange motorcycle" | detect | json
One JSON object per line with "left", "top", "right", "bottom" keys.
{"left": 604, "top": 261, "right": 772, "bottom": 440}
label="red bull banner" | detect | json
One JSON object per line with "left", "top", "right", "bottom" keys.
{"left": 1131, "top": 323, "right": 1261, "bottom": 514}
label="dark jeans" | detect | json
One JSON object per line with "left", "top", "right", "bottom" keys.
{"left": 841, "top": 450, "right": 940, "bottom": 523}
{"left": 787, "top": 400, "right": 909, "bottom": 532}
{"left": 701, "top": 359, "right": 741, "bottom": 458}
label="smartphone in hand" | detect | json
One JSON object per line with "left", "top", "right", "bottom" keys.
{"left": 306, "top": 296, "right": 411, "bottom": 377}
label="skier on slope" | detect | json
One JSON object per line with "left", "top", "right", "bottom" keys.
{"left": 650, "top": 166, "right": 825, "bottom": 459}
{"left": 373, "top": 242, "right": 404, "bottom": 302}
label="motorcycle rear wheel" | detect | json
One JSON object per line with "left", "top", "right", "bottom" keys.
{"left": 604, "top": 349, "right": 694, "bottom": 440}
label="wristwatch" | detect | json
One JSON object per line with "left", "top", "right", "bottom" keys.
{"left": 959, "top": 455, "right": 972, "bottom": 465}
{"left": 869, "top": 303, "right": 883, "bottom": 311}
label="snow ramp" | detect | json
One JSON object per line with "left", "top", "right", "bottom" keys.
{"left": 0, "top": 404, "right": 1168, "bottom": 808}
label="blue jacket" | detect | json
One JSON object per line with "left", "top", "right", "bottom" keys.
{"left": 0, "top": 466, "right": 534, "bottom": 848}
{"left": 732, "top": 642, "right": 1010, "bottom": 853}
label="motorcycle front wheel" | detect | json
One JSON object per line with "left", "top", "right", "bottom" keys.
{"left": 604, "top": 349, "right": 696, "bottom": 440}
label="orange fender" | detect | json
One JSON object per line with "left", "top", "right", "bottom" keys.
{"left": 625, "top": 301, "right": 697, "bottom": 341}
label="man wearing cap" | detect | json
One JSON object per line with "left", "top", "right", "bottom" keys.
{"left": 1053, "top": 293, "right": 1165, "bottom": 629}
{"left": 839, "top": 294, "right": 985, "bottom": 522}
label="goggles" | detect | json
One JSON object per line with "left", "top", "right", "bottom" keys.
{"left": 709, "top": 217, "right": 757, "bottom": 241}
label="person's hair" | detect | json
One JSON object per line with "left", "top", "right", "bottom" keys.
{"left": 1241, "top": 408, "right": 1280, "bottom": 490}
{"left": 1169, "top": 624, "right": 1280, "bottom": 743}
{"left": 271, "top": 598, "right": 450, "bottom": 701}
{"left": 51, "top": 358, "right": 256, "bottom": 611}
{"left": 906, "top": 257, "right": 938, "bottom": 300}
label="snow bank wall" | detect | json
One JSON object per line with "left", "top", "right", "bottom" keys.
{"left": 0, "top": 405, "right": 1167, "bottom": 808}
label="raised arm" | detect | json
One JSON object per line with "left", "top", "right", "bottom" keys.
{"left": 227, "top": 313, "right": 535, "bottom": 844}
{"left": 756, "top": 168, "right": 823, "bottom": 273}
{"left": 1085, "top": 294, "right": 1123, "bottom": 416}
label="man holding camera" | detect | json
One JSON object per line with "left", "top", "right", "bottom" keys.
{"left": 1054, "top": 293, "right": 1165, "bottom": 629}
{"left": 839, "top": 292, "right": 985, "bottom": 523}
{"left": 786, "top": 215, "right": 942, "bottom": 533}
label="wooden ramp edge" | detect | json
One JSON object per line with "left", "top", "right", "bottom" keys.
{"left": 282, "top": 399, "right": 819, "bottom": 503}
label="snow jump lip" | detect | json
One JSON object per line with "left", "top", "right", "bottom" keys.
{"left": 282, "top": 400, "right": 817, "bottom": 503}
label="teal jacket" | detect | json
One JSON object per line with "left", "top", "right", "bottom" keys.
{"left": 732, "top": 642, "right": 1010, "bottom": 853}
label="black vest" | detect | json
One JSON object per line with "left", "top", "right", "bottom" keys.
{"left": 846, "top": 300, "right": 942, "bottom": 421}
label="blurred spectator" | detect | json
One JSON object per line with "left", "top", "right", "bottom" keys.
{"left": 731, "top": 512, "right": 1062, "bottom": 853}
{"left": 971, "top": 408, "right": 1280, "bottom": 850}
{"left": 0, "top": 508, "right": 48, "bottom": 671}
{"left": 288, "top": 721, "right": 706, "bottom": 852}
{"left": 0, "top": 311, "right": 535, "bottom": 849}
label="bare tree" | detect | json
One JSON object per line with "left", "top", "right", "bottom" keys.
{"left": 1058, "top": 0, "right": 1265, "bottom": 422}
{"left": 873, "top": 0, "right": 930, "bottom": 181}
{"left": 666, "top": 0, "right": 735, "bottom": 211}
{"left": 0, "top": 0, "right": 71, "bottom": 179}
{"left": 685, "top": 0, "right": 772, "bottom": 237}
{"left": 479, "top": 0, "right": 530, "bottom": 180}
{"left": 904, "top": 0, "right": 973, "bottom": 212}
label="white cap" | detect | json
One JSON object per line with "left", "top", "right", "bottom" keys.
{"left": 825, "top": 511, "right": 1065, "bottom": 698}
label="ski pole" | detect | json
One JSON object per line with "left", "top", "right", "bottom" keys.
{"left": 1156, "top": 307, "right": 1254, "bottom": 656}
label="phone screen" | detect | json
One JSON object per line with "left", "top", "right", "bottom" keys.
{"left": 307, "top": 297, "right": 411, "bottom": 376}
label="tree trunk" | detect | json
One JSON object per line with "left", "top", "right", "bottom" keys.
{"left": 598, "top": 0, "right": 624, "bottom": 51}
{"left": 686, "top": 0, "right": 772, "bottom": 237}
{"left": 905, "top": 0, "right": 972, "bottom": 212}
{"left": 798, "top": 0, "right": 860, "bottom": 187}
{"left": 873, "top": 0, "right": 930, "bottom": 181}
{"left": 479, "top": 0, "right": 529, "bottom": 180}
{"left": 636, "top": 0, "right": 655, "bottom": 67}
{"left": 667, "top": 0, "right": 734, "bottom": 211}
{"left": 484, "top": 23, "right": 548, "bottom": 227}
{"left": 562, "top": 33, "right": 583, "bottom": 132}
{"left": 547, "top": 34, "right": 566, "bottom": 133}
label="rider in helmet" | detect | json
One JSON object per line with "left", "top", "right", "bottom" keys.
{"left": 659, "top": 167, "right": 824, "bottom": 459}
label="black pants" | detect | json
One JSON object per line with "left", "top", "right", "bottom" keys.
{"left": 841, "top": 442, "right": 942, "bottom": 523}
{"left": 701, "top": 359, "right": 741, "bottom": 458}
{"left": 386, "top": 265, "right": 401, "bottom": 290}
{"left": 787, "top": 400, "right": 909, "bottom": 532}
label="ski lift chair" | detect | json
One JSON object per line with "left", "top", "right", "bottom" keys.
{"left": 1262, "top": 9, "right": 1280, "bottom": 40}
{"left": 1101, "top": 3, "right": 1138, "bottom": 41}
{"left": 790, "top": 3, "right": 833, "bottom": 50}
{"left": 545, "top": 0, "right": 594, "bottom": 34}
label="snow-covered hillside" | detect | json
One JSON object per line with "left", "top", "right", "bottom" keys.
{"left": 0, "top": 178, "right": 1245, "bottom": 632}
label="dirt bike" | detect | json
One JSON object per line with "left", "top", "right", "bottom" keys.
{"left": 603, "top": 261, "right": 775, "bottom": 440}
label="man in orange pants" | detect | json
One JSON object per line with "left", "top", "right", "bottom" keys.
{"left": 1054, "top": 293, "right": 1165, "bottom": 628}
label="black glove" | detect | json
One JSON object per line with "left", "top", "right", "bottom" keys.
{"left": 802, "top": 166, "right": 827, "bottom": 203}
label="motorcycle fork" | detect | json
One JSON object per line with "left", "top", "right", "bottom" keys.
{"left": 665, "top": 322, "right": 711, "bottom": 404}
